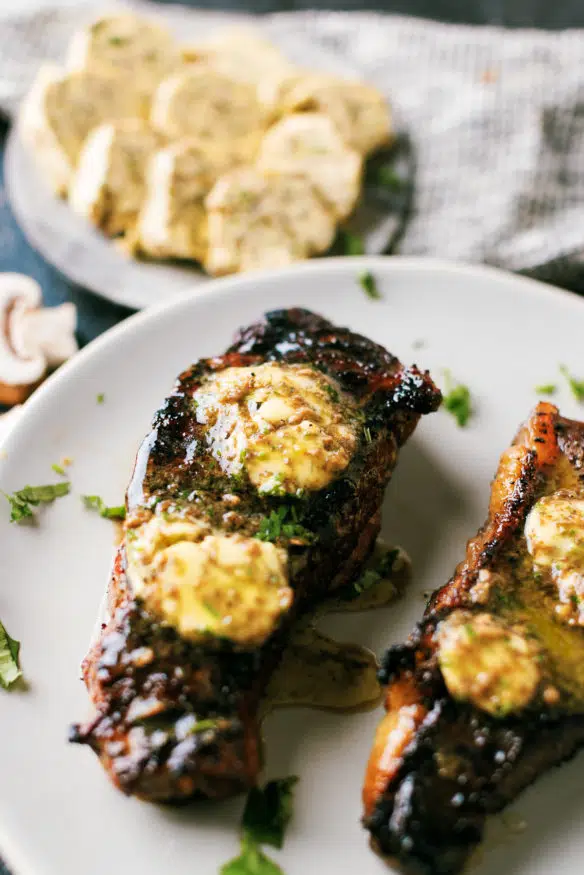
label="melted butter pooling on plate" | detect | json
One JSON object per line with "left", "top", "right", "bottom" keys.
{"left": 264, "top": 543, "right": 411, "bottom": 714}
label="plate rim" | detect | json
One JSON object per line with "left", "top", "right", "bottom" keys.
{"left": 3, "top": 254, "right": 582, "bottom": 455}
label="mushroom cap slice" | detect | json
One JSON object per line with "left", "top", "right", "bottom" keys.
{"left": 66, "top": 13, "right": 180, "bottom": 100}
{"left": 277, "top": 73, "right": 392, "bottom": 155}
{"left": 257, "top": 112, "right": 363, "bottom": 220}
{"left": 205, "top": 167, "right": 336, "bottom": 276}
{"left": 69, "top": 120, "right": 162, "bottom": 238}
{"left": 0, "top": 273, "right": 77, "bottom": 404}
{"left": 181, "top": 27, "right": 295, "bottom": 109}
{"left": 19, "top": 64, "right": 147, "bottom": 195}
{"left": 151, "top": 68, "right": 268, "bottom": 164}
{"left": 138, "top": 139, "right": 232, "bottom": 262}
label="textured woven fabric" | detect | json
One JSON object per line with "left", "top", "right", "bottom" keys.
{"left": 3, "top": 1, "right": 584, "bottom": 288}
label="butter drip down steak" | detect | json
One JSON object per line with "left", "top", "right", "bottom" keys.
{"left": 363, "top": 403, "right": 584, "bottom": 874}
{"left": 70, "top": 308, "right": 440, "bottom": 802}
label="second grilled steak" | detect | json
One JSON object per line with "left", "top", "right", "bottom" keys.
{"left": 71, "top": 308, "right": 441, "bottom": 803}
{"left": 363, "top": 403, "right": 584, "bottom": 874}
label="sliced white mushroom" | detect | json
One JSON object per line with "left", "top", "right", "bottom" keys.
{"left": 257, "top": 112, "right": 363, "bottom": 220}
{"left": 138, "top": 139, "right": 231, "bottom": 262}
{"left": 69, "top": 120, "right": 162, "bottom": 238}
{"left": 277, "top": 73, "right": 392, "bottom": 155}
{"left": 181, "top": 27, "right": 295, "bottom": 110}
{"left": 0, "top": 274, "right": 77, "bottom": 405}
{"left": 150, "top": 68, "right": 268, "bottom": 165}
{"left": 66, "top": 13, "right": 180, "bottom": 101}
{"left": 19, "top": 64, "right": 147, "bottom": 196}
{"left": 205, "top": 167, "right": 336, "bottom": 276}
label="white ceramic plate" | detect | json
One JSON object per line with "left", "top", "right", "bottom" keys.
{"left": 2, "top": 257, "right": 584, "bottom": 875}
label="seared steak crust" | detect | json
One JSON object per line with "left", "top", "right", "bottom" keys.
{"left": 363, "top": 403, "right": 584, "bottom": 874}
{"left": 71, "top": 308, "right": 440, "bottom": 803}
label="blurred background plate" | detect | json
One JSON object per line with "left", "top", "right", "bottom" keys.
{"left": 3, "top": 5, "right": 412, "bottom": 309}
{"left": 4, "top": 124, "right": 413, "bottom": 309}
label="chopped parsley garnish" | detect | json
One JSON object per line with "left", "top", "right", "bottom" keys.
{"left": 442, "top": 371, "right": 472, "bottom": 427}
{"left": 358, "top": 271, "right": 381, "bottom": 300}
{"left": 464, "top": 623, "right": 476, "bottom": 640}
{"left": 339, "top": 229, "right": 365, "bottom": 256}
{"left": 221, "top": 834, "right": 282, "bottom": 875}
{"left": 82, "top": 495, "right": 126, "bottom": 520}
{"left": 560, "top": 365, "right": 584, "bottom": 402}
{"left": 187, "top": 718, "right": 219, "bottom": 736}
{"left": 259, "top": 473, "right": 286, "bottom": 497}
{"left": 203, "top": 601, "right": 220, "bottom": 620}
{"left": 221, "top": 777, "right": 298, "bottom": 874}
{"left": 0, "top": 619, "right": 21, "bottom": 689}
{"left": 243, "top": 776, "right": 298, "bottom": 849}
{"left": 96, "top": 393, "right": 105, "bottom": 404}
{"left": 374, "top": 166, "right": 403, "bottom": 189}
{"left": 534, "top": 383, "right": 557, "bottom": 395}
{"left": 4, "top": 482, "right": 70, "bottom": 523}
{"left": 256, "top": 506, "right": 316, "bottom": 544}
{"left": 324, "top": 383, "right": 340, "bottom": 403}
{"left": 51, "top": 463, "right": 66, "bottom": 476}
{"left": 353, "top": 548, "right": 399, "bottom": 594}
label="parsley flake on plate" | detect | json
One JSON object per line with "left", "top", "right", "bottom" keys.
{"left": 442, "top": 371, "right": 472, "bottom": 427}
{"left": 3, "top": 482, "right": 70, "bottom": 523}
{"left": 221, "top": 777, "right": 298, "bottom": 874}
{"left": 358, "top": 271, "right": 381, "bottom": 300}
{"left": 534, "top": 384, "right": 557, "bottom": 396}
{"left": 0, "top": 619, "right": 21, "bottom": 689}
{"left": 243, "top": 776, "right": 299, "bottom": 849}
{"left": 96, "top": 393, "right": 105, "bottom": 404}
{"left": 82, "top": 495, "right": 126, "bottom": 520}
{"left": 220, "top": 834, "right": 283, "bottom": 875}
{"left": 560, "top": 365, "right": 584, "bottom": 402}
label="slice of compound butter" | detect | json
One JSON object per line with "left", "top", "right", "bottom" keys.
{"left": 257, "top": 112, "right": 363, "bottom": 221}
{"left": 205, "top": 166, "right": 336, "bottom": 275}
{"left": 151, "top": 68, "right": 268, "bottom": 165}
{"left": 125, "top": 513, "right": 292, "bottom": 647}
{"left": 277, "top": 73, "right": 392, "bottom": 155}
{"left": 193, "top": 361, "right": 358, "bottom": 494}
{"left": 66, "top": 13, "right": 180, "bottom": 108}
{"left": 138, "top": 139, "right": 232, "bottom": 262}
{"left": 19, "top": 64, "right": 147, "bottom": 196}
{"left": 69, "top": 119, "right": 162, "bottom": 238}
{"left": 181, "top": 27, "right": 295, "bottom": 110}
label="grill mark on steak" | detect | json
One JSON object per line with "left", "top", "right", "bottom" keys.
{"left": 70, "top": 308, "right": 440, "bottom": 803}
{"left": 363, "top": 402, "right": 584, "bottom": 874}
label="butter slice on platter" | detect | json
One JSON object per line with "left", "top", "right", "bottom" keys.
{"left": 9, "top": 10, "right": 412, "bottom": 307}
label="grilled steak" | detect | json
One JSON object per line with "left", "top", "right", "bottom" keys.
{"left": 363, "top": 402, "right": 584, "bottom": 874}
{"left": 70, "top": 308, "right": 440, "bottom": 803}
